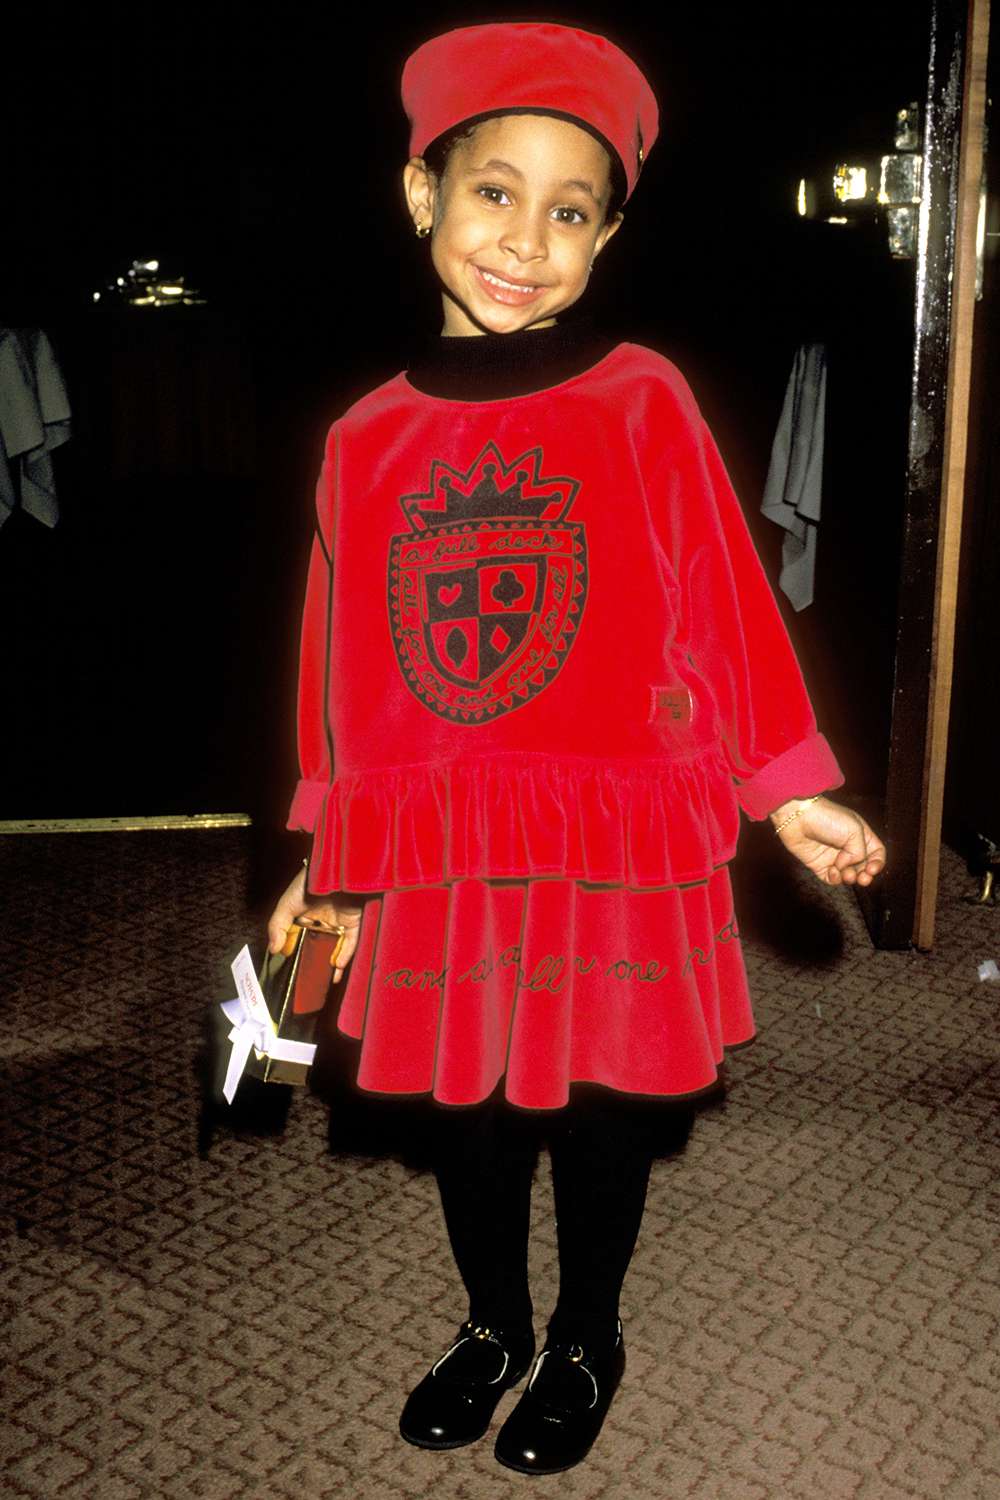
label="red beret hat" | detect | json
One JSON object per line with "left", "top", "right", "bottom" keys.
{"left": 401, "top": 21, "right": 659, "bottom": 204}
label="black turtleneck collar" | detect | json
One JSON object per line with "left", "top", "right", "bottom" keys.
{"left": 404, "top": 312, "right": 619, "bottom": 401}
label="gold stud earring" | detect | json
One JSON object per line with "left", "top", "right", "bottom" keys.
{"left": 415, "top": 221, "right": 431, "bottom": 238}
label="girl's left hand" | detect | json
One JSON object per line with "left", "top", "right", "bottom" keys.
{"left": 769, "top": 796, "right": 886, "bottom": 886}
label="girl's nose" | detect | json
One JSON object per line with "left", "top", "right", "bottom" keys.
{"left": 498, "top": 211, "right": 549, "bottom": 264}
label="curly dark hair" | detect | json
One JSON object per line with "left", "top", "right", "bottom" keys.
{"left": 420, "top": 115, "right": 625, "bottom": 226}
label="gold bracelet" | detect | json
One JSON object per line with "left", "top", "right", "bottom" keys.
{"left": 772, "top": 794, "right": 822, "bottom": 835}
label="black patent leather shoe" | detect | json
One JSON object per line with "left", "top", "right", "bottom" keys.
{"left": 493, "top": 1318, "right": 625, "bottom": 1474}
{"left": 399, "top": 1319, "right": 536, "bottom": 1450}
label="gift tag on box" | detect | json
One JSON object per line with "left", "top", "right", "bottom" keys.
{"left": 219, "top": 920, "right": 347, "bottom": 1102}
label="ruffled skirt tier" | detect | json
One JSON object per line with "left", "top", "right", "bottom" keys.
{"left": 334, "top": 867, "right": 755, "bottom": 1110}
{"left": 309, "top": 748, "right": 741, "bottom": 893}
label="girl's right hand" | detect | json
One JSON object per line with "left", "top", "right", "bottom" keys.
{"left": 266, "top": 864, "right": 364, "bottom": 984}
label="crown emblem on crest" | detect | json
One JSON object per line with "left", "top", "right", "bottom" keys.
{"left": 399, "top": 441, "right": 579, "bottom": 531}
{"left": 388, "top": 440, "right": 588, "bottom": 724}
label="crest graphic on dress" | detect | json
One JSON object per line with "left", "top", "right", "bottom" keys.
{"left": 388, "top": 440, "right": 587, "bottom": 722}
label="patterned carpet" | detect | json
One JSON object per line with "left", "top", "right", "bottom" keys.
{"left": 2, "top": 826, "right": 999, "bottom": 1499}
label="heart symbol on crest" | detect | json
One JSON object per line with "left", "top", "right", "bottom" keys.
{"left": 437, "top": 583, "right": 461, "bottom": 606}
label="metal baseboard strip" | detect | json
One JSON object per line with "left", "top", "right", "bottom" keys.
{"left": 0, "top": 814, "right": 253, "bottom": 834}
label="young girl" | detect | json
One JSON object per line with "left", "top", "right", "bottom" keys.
{"left": 266, "top": 20, "right": 886, "bottom": 1476}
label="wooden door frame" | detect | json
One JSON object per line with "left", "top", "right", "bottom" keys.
{"left": 858, "top": 0, "right": 991, "bottom": 949}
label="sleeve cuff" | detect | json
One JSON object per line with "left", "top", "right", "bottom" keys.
{"left": 734, "top": 733, "right": 845, "bottom": 821}
{"left": 286, "top": 777, "right": 330, "bottom": 833}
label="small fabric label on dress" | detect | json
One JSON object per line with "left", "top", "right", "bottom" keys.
{"left": 648, "top": 685, "right": 693, "bottom": 726}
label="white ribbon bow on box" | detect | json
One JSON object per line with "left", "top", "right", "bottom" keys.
{"left": 219, "top": 944, "right": 317, "bottom": 1103}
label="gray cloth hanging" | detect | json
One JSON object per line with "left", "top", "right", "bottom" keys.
{"left": 0, "top": 327, "right": 72, "bottom": 530}
{"left": 761, "top": 341, "right": 827, "bottom": 611}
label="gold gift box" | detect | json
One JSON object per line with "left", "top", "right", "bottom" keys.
{"left": 245, "top": 918, "right": 346, "bottom": 1086}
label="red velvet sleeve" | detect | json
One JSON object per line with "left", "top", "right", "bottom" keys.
{"left": 664, "top": 388, "right": 844, "bottom": 820}
{"left": 286, "top": 427, "right": 338, "bottom": 833}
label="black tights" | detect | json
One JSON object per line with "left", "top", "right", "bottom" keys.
{"left": 431, "top": 1087, "right": 687, "bottom": 1352}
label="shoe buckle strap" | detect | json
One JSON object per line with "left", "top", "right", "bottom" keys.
{"left": 527, "top": 1347, "right": 599, "bottom": 1409}
{"left": 431, "top": 1324, "right": 510, "bottom": 1384}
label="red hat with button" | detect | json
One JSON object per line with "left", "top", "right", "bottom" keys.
{"left": 401, "top": 21, "right": 659, "bottom": 204}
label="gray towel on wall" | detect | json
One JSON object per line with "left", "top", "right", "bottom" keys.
{"left": 0, "top": 327, "right": 72, "bottom": 530}
{"left": 761, "top": 341, "right": 827, "bottom": 611}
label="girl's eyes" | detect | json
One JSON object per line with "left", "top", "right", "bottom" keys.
{"left": 476, "top": 185, "right": 589, "bottom": 225}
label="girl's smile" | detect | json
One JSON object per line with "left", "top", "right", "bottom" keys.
{"left": 404, "top": 113, "right": 624, "bottom": 336}
{"left": 472, "top": 264, "right": 547, "bottom": 303}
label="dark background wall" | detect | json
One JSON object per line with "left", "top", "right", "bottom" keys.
{"left": 1, "top": 2, "right": 931, "bottom": 836}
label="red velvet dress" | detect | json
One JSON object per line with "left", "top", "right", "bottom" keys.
{"left": 286, "top": 319, "right": 843, "bottom": 1111}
